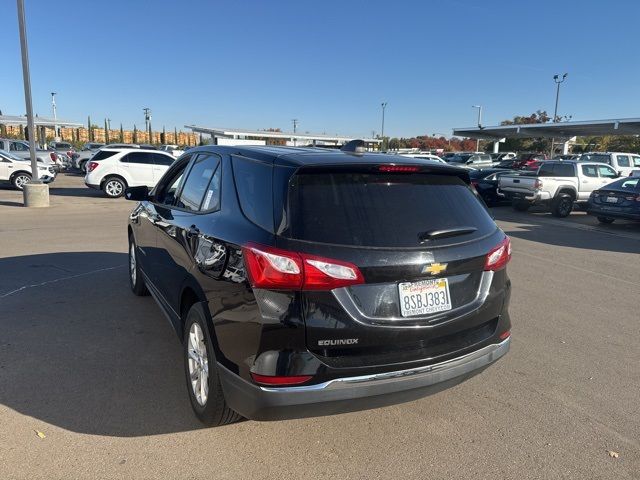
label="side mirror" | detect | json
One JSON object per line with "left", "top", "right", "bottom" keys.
{"left": 124, "top": 185, "right": 149, "bottom": 201}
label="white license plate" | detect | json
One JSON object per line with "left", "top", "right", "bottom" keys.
{"left": 398, "top": 278, "right": 452, "bottom": 317}
{"left": 606, "top": 196, "right": 618, "bottom": 203}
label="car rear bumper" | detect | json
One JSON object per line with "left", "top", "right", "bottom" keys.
{"left": 218, "top": 336, "right": 510, "bottom": 421}
{"left": 85, "top": 182, "right": 100, "bottom": 190}
{"left": 587, "top": 207, "right": 640, "bottom": 221}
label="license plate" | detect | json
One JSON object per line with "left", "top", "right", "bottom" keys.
{"left": 606, "top": 196, "right": 618, "bottom": 203}
{"left": 398, "top": 278, "right": 452, "bottom": 317}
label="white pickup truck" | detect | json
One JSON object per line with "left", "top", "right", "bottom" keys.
{"left": 498, "top": 160, "right": 621, "bottom": 217}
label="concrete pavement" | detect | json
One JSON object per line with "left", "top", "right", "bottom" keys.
{"left": 0, "top": 174, "right": 638, "bottom": 479}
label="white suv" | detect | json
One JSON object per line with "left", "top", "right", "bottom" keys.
{"left": 84, "top": 148, "right": 175, "bottom": 198}
{"left": 0, "top": 149, "right": 56, "bottom": 190}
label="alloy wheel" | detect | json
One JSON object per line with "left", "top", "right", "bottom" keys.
{"left": 14, "top": 175, "right": 30, "bottom": 190}
{"left": 187, "top": 323, "right": 209, "bottom": 406}
{"left": 105, "top": 180, "right": 123, "bottom": 197}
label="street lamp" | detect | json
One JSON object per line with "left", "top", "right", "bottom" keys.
{"left": 472, "top": 105, "right": 483, "bottom": 152}
{"left": 380, "top": 102, "right": 387, "bottom": 151}
{"left": 51, "top": 92, "right": 57, "bottom": 140}
{"left": 550, "top": 73, "right": 568, "bottom": 155}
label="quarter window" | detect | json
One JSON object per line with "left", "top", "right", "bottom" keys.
{"left": 152, "top": 153, "right": 174, "bottom": 166}
{"left": 632, "top": 156, "right": 640, "bottom": 167}
{"left": 175, "top": 154, "right": 221, "bottom": 212}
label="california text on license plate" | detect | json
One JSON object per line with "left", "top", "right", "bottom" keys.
{"left": 398, "top": 278, "right": 452, "bottom": 317}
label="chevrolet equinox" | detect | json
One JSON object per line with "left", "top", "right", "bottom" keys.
{"left": 125, "top": 145, "right": 512, "bottom": 426}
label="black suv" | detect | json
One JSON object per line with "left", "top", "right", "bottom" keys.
{"left": 125, "top": 145, "right": 512, "bottom": 425}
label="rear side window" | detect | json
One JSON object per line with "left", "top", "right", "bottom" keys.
{"left": 175, "top": 154, "right": 220, "bottom": 212}
{"left": 581, "top": 165, "right": 598, "bottom": 177}
{"left": 554, "top": 164, "right": 575, "bottom": 177}
{"left": 284, "top": 172, "right": 496, "bottom": 248}
{"left": 632, "top": 156, "right": 640, "bottom": 167}
{"left": 616, "top": 155, "right": 630, "bottom": 167}
{"left": 122, "top": 152, "right": 152, "bottom": 164}
{"left": 231, "top": 156, "right": 273, "bottom": 232}
{"left": 152, "top": 153, "right": 174, "bottom": 166}
{"left": 538, "top": 164, "right": 555, "bottom": 176}
{"left": 92, "top": 150, "right": 118, "bottom": 161}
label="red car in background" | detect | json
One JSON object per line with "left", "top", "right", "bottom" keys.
{"left": 497, "top": 152, "right": 549, "bottom": 171}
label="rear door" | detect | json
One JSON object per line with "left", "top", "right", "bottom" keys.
{"left": 151, "top": 152, "right": 174, "bottom": 183}
{"left": 276, "top": 166, "right": 505, "bottom": 366}
{"left": 119, "top": 151, "right": 154, "bottom": 186}
{"left": 597, "top": 164, "right": 619, "bottom": 187}
{"left": 153, "top": 153, "right": 222, "bottom": 311}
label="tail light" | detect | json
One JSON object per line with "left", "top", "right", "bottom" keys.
{"left": 378, "top": 165, "right": 421, "bottom": 173}
{"left": 242, "top": 243, "right": 364, "bottom": 291}
{"left": 534, "top": 179, "right": 543, "bottom": 189}
{"left": 49, "top": 152, "right": 57, "bottom": 162}
{"left": 87, "top": 161, "right": 99, "bottom": 173}
{"left": 484, "top": 236, "right": 511, "bottom": 271}
{"left": 67, "top": 150, "right": 74, "bottom": 157}
{"left": 625, "top": 194, "right": 640, "bottom": 202}
{"left": 250, "top": 373, "right": 313, "bottom": 386}
{"left": 499, "top": 330, "right": 511, "bottom": 340}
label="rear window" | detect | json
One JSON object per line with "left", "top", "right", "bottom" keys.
{"left": 581, "top": 154, "right": 611, "bottom": 164}
{"left": 92, "top": 150, "right": 117, "bottom": 161}
{"left": 284, "top": 172, "right": 496, "bottom": 248}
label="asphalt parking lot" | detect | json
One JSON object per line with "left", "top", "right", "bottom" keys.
{"left": 1, "top": 173, "right": 639, "bottom": 480}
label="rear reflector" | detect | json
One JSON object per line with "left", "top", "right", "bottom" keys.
{"left": 87, "top": 161, "right": 99, "bottom": 173}
{"left": 499, "top": 330, "right": 511, "bottom": 340}
{"left": 242, "top": 243, "right": 364, "bottom": 291}
{"left": 251, "top": 373, "right": 313, "bottom": 386}
{"left": 378, "top": 165, "right": 421, "bottom": 173}
{"left": 484, "top": 236, "right": 512, "bottom": 271}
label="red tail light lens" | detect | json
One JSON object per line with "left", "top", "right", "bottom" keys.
{"left": 250, "top": 373, "right": 313, "bottom": 386}
{"left": 499, "top": 330, "right": 511, "bottom": 340}
{"left": 484, "top": 236, "right": 512, "bottom": 271}
{"left": 242, "top": 243, "right": 364, "bottom": 291}
{"left": 49, "top": 152, "right": 57, "bottom": 161}
{"left": 378, "top": 165, "right": 421, "bottom": 173}
{"left": 87, "top": 161, "right": 99, "bottom": 172}
{"left": 534, "top": 179, "right": 543, "bottom": 189}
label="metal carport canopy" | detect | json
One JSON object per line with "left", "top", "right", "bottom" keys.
{"left": 453, "top": 118, "right": 640, "bottom": 140}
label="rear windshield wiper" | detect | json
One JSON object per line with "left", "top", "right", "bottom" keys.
{"left": 418, "top": 226, "right": 478, "bottom": 243}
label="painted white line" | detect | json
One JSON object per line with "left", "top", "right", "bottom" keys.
{"left": 0, "top": 264, "right": 125, "bottom": 299}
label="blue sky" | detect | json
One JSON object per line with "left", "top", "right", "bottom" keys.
{"left": 2, "top": 0, "right": 639, "bottom": 138}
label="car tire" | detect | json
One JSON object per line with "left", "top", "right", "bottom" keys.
{"left": 11, "top": 172, "right": 32, "bottom": 190}
{"left": 512, "top": 201, "right": 530, "bottom": 212}
{"left": 103, "top": 176, "right": 126, "bottom": 198}
{"left": 183, "top": 303, "right": 241, "bottom": 427}
{"left": 597, "top": 216, "right": 615, "bottom": 224}
{"left": 552, "top": 195, "right": 573, "bottom": 218}
{"left": 80, "top": 161, "right": 88, "bottom": 173}
{"left": 128, "top": 237, "right": 148, "bottom": 296}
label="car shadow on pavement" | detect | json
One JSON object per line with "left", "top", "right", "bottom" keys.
{"left": 0, "top": 200, "right": 24, "bottom": 207}
{"left": 492, "top": 208, "right": 640, "bottom": 254}
{"left": 48, "top": 186, "right": 106, "bottom": 198}
{"left": 0, "top": 252, "right": 208, "bottom": 437}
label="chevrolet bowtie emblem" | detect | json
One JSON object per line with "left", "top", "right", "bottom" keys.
{"left": 423, "top": 263, "right": 448, "bottom": 275}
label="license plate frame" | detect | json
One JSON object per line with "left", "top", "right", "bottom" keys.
{"left": 606, "top": 196, "right": 618, "bottom": 203}
{"left": 398, "top": 278, "right": 452, "bottom": 317}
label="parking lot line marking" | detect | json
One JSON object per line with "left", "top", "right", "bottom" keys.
{"left": 0, "top": 264, "right": 125, "bottom": 299}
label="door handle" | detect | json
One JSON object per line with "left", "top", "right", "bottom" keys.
{"left": 187, "top": 225, "right": 200, "bottom": 238}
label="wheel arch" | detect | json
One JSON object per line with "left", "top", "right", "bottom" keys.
{"left": 10, "top": 169, "right": 32, "bottom": 180}
{"left": 100, "top": 174, "right": 128, "bottom": 190}
{"left": 557, "top": 187, "right": 577, "bottom": 200}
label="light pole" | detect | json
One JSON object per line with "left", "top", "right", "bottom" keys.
{"left": 472, "top": 105, "right": 482, "bottom": 152}
{"left": 550, "top": 73, "right": 568, "bottom": 155}
{"left": 17, "top": 0, "right": 48, "bottom": 206}
{"left": 143, "top": 107, "right": 151, "bottom": 141}
{"left": 51, "top": 92, "right": 57, "bottom": 140}
{"left": 291, "top": 119, "right": 298, "bottom": 146}
{"left": 380, "top": 102, "right": 387, "bottom": 151}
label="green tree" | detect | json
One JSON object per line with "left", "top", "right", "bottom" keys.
{"left": 161, "top": 126, "right": 166, "bottom": 144}
{"left": 19, "top": 124, "right": 24, "bottom": 139}
{"left": 104, "top": 119, "right": 110, "bottom": 144}
{"left": 119, "top": 123, "right": 124, "bottom": 143}
{"left": 87, "top": 116, "right": 93, "bottom": 141}
{"left": 148, "top": 121, "right": 153, "bottom": 144}
{"left": 133, "top": 124, "right": 138, "bottom": 144}
{"left": 174, "top": 127, "right": 178, "bottom": 145}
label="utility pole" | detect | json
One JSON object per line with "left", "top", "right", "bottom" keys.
{"left": 17, "top": 0, "right": 48, "bottom": 206}
{"left": 143, "top": 107, "right": 151, "bottom": 142}
{"left": 472, "top": 105, "right": 483, "bottom": 152}
{"left": 550, "top": 73, "right": 568, "bottom": 156}
{"left": 51, "top": 92, "right": 57, "bottom": 140}
{"left": 381, "top": 102, "right": 387, "bottom": 151}
{"left": 292, "top": 119, "right": 298, "bottom": 146}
